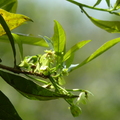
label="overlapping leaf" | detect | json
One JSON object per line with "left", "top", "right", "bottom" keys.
{"left": 69, "top": 37, "right": 120, "bottom": 72}
{"left": 0, "top": 91, "right": 22, "bottom": 120}
{"left": 63, "top": 40, "right": 91, "bottom": 62}
{"left": 0, "top": 70, "right": 77, "bottom": 100}
{"left": 0, "top": 9, "right": 32, "bottom": 36}
{"left": 0, "top": 0, "right": 17, "bottom": 13}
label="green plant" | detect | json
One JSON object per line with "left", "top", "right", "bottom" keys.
{"left": 0, "top": 0, "right": 120, "bottom": 119}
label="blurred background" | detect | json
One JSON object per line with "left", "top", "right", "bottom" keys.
{"left": 1, "top": 0, "right": 120, "bottom": 120}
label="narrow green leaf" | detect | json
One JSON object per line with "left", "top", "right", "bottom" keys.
{"left": 42, "top": 36, "right": 54, "bottom": 50}
{"left": 0, "top": 91, "right": 22, "bottom": 120}
{"left": 71, "top": 37, "right": 120, "bottom": 71}
{"left": 63, "top": 40, "right": 91, "bottom": 62}
{"left": 106, "top": 0, "right": 110, "bottom": 7}
{"left": 52, "top": 20, "right": 66, "bottom": 53}
{"left": 0, "top": 0, "right": 17, "bottom": 13}
{"left": 114, "top": 0, "right": 120, "bottom": 10}
{"left": 0, "top": 33, "right": 48, "bottom": 47}
{"left": 0, "top": 14, "right": 16, "bottom": 67}
{"left": 93, "top": 0, "right": 102, "bottom": 7}
{"left": 89, "top": 16, "right": 120, "bottom": 33}
{"left": 0, "top": 70, "right": 77, "bottom": 100}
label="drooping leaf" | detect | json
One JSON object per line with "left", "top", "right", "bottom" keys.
{"left": 89, "top": 15, "right": 120, "bottom": 33}
{"left": 63, "top": 40, "right": 91, "bottom": 62}
{"left": 70, "top": 105, "right": 82, "bottom": 117}
{"left": 52, "top": 20, "right": 66, "bottom": 54}
{"left": 0, "top": 91, "right": 22, "bottom": 120}
{"left": 114, "top": 0, "right": 120, "bottom": 10}
{"left": 0, "top": 70, "right": 77, "bottom": 100}
{"left": 0, "top": 0, "right": 17, "bottom": 13}
{"left": 0, "top": 9, "right": 32, "bottom": 36}
{"left": 69, "top": 37, "right": 120, "bottom": 71}
{"left": 93, "top": 0, "right": 102, "bottom": 7}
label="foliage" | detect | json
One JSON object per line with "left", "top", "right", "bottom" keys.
{"left": 0, "top": 0, "right": 120, "bottom": 119}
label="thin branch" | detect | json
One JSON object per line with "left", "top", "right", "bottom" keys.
{"left": 0, "top": 63, "right": 49, "bottom": 79}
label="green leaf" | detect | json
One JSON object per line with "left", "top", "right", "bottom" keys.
{"left": 114, "top": 0, "right": 120, "bottom": 10}
{"left": 0, "top": 33, "right": 48, "bottom": 46}
{"left": 0, "top": 70, "right": 77, "bottom": 100}
{"left": 0, "top": 9, "right": 32, "bottom": 36}
{"left": 0, "top": 14, "right": 16, "bottom": 66}
{"left": 106, "top": 0, "right": 110, "bottom": 7}
{"left": 89, "top": 16, "right": 120, "bottom": 33}
{"left": 42, "top": 36, "right": 54, "bottom": 50}
{"left": 0, "top": 0, "right": 17, "bottom": 13}
{"left": 63, "top": 40, "right": 91, "bottom": 62}
{"left": 0, "top": 91, "right": 22, "bottom": 120}
{"left": 93, "top": 0, "right": 102, "bottom": 7}
{"left": 70, "top": 105, "right": 82, "bottom": 117}
{"left": 70, "top": 37, "right": 120, "bottom": 71}
{"left": 52, "top": 20, "right": 66, "bottom": 54}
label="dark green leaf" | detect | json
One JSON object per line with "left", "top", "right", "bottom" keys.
{"left": 52, "top": 20, "right": 66, "bottom": 53}
{"left": 106, "top": 0, "right": 110, "bottom": 7}
{"left": 0, "top": 70, "right": 77, "bottom": 100}
{"left": 70, "top": 105, "right": 82, "bottom": 117}
{"left": 0, "top": 14, "right": 16, "bottom": 66}
{"left": 63, "top": 40, "right": 91, "bottom": 62}
{"left": 0, "top": 91, "right": 22, "bottom": 120}
{"left": 0, "top": 0, "right": 17, "bottom": 13}
{"left": 93, "top": 0, "right": 102, "bottom": 7}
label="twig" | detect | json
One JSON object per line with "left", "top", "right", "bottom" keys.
{"left": 0, "top": 63, "right": 49, "bottom": 78}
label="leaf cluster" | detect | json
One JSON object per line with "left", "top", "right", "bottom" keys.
{"left": 0, "top": 0, "right": 120, "bottom": 119}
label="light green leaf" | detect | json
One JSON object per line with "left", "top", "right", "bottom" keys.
{"left": 0, "top": 0, "right": 17, "bottom": 13}
{"left": 89, "top": 16, "right": 120, "bottom": 33}
{"left": 0, "top": 33, "right": 48, "bottom": 47}
{"left": 0, "top": 91, "right": 22, "bottom": 120}
{"left": 52, "top": 20, "right": 66, "bottom": 53}
{"left": 70, "top": 37, "right": 120, "bottom": 71}
{"left": 114, "top": 0, "right": 120, "bottom": 10}
{"left": 93, "top": 0, "right": 102, "bottom": 7}
{"left": 63, "top": 40, "right": 91, "bottom": 62}
{"left": 0, "top": 9, "right": 32, "bottom": 36}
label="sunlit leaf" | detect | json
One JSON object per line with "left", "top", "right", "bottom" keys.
{"left": 63, "top": 40, "right": 91, "bottom": 62}
{"left": 0, "top": 33, "right": 48, "bottom": 47}
{"left": 0, "top": 91, "right": 22, "bottom": 120}
{"left": 0, "top": 9, "right": 32, "bottom": 36}
{"left": 93, "top": 0, "right": 102, "bottom": 7}
{"left": 70, "top": 37, "right": 120, "bottom": 71}
{"left": 0, "top": 0, "right": 17, "bottom": 13}
{"left": 89, "top": 16, "right": 120, "bottom": 33}
{"left": 52, "top": 20, "right": 66, "bottom": 53}
{"left": 114, "top": 0, "right": 120, "bottom": 9}
{"left": 0, "top": 70, "right": 77, "bottom": 100}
